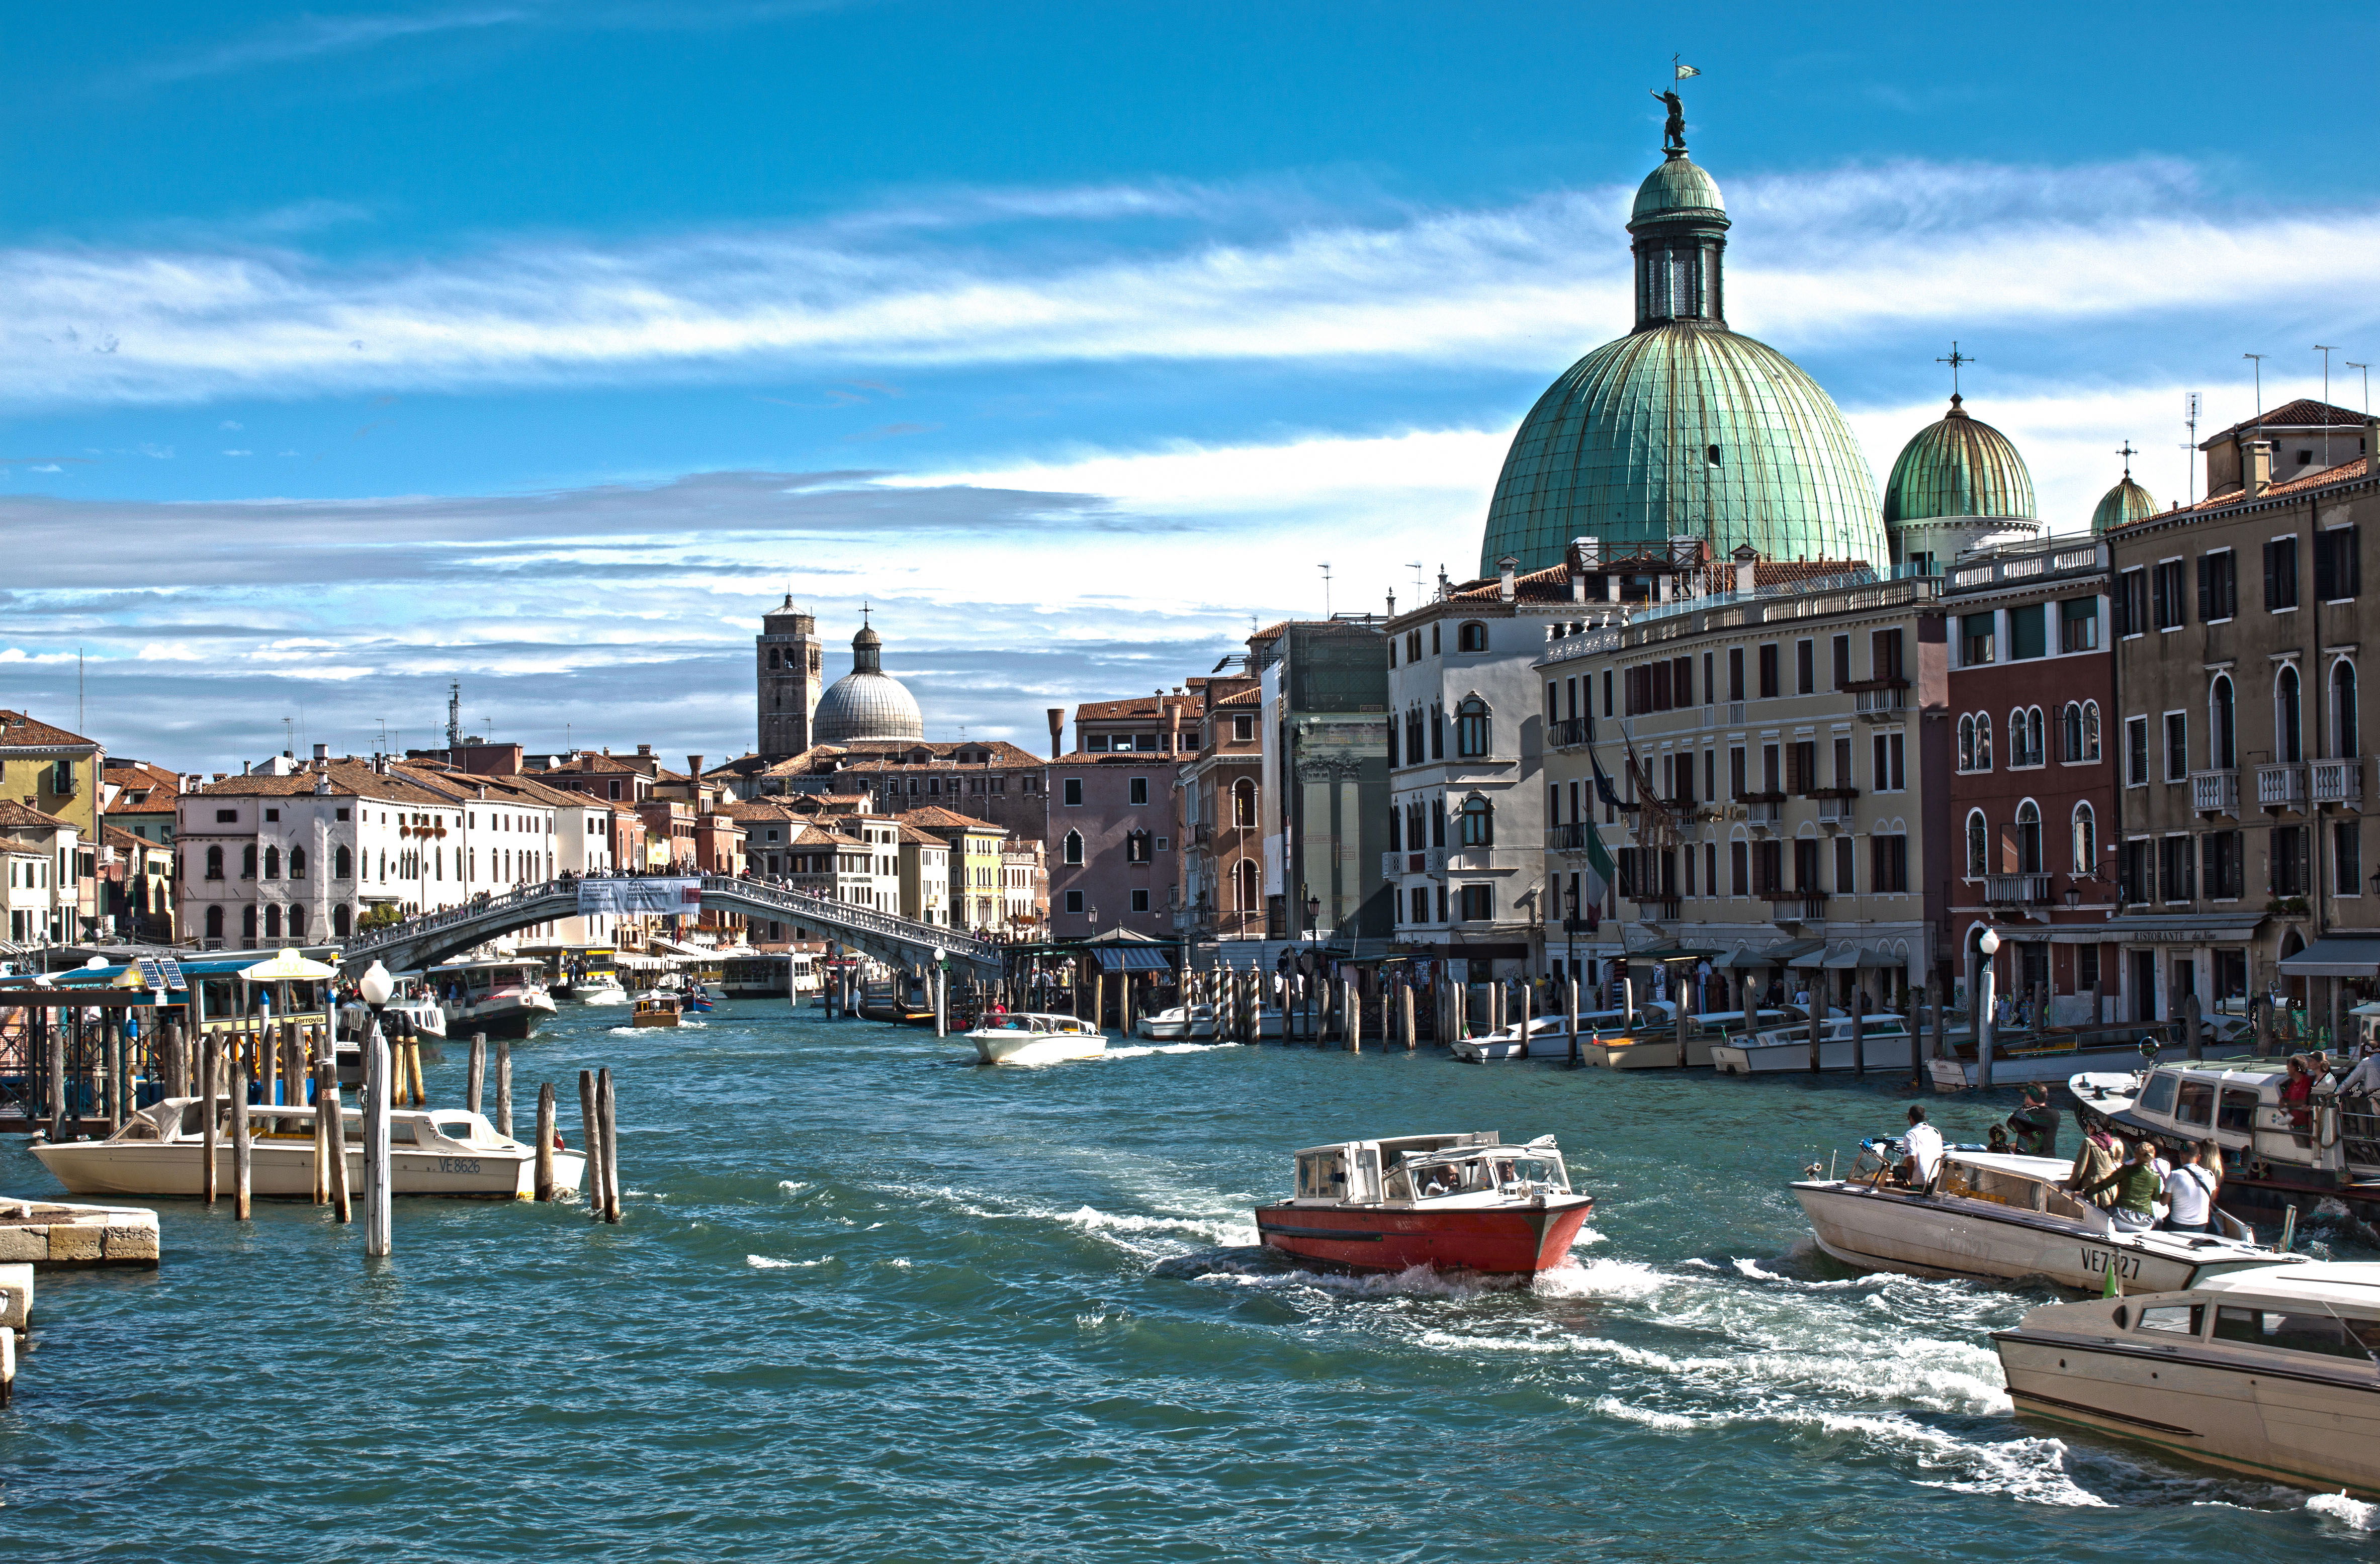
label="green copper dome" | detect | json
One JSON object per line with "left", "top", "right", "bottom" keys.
{"left": 1882, "top": 397, "right": 2035, "bottom": 523}
{"left": 1478, "top": 142, "right": 1884, "bottom": 576}
{"left": 2091, "top": 474, "right": 2159, "bottom": 533}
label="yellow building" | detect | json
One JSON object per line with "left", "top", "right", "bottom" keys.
{"left": 0, "top": 712, "right": 104, "bottom": 940}
{"left": 899, "top": 806, "right": 1012, "bottom": 934}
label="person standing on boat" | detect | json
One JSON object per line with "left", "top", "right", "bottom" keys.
{"left": 2160, "top": 1141, "right": 2221, "bottom": 1234}
{"left": 2281, "top": 1055, "right": 2317, "bottom": 1139}
{"left": 2067, "top": 1117, "right": 2123, "bottom": 1208}
{"left": 2006, "top": 1085, "right": 2058, "bottom": 1157}
{"left": 2343, "top": 1041, "right": 2380, "bottom": 1100}
{"left": 2076, "top": 1139, "right": 2163, "bottom": 1232}
{"left": 1898, "top": 1105, "right": 1943, "bottom": 1187}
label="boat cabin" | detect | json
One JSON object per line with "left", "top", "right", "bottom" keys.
{"left": 1287, "top": 1132, "right": 1572, "bottom": 1208}
{"left": 107, "top": 1096, "right": 514, "bottom": 1151}
{"left": 2090, "top": 1062, "right": 2380, "bottom": 1175}
{"left": 429, "top": 959, "right": 546, "bottom": 1005}
{"left": 1753, "top": 1013, "right": 1911, "bottom": 1049}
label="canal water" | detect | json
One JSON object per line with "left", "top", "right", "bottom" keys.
{"left": 7, "top": 1001, "right": 2376, "bottom": 1561}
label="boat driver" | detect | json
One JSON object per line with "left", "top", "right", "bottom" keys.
{"left": 1897, "top": 1106, "right": 1944, "bottom": 1187}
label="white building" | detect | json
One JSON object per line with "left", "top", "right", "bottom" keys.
{"left": 0, "top": 801, "right": 79, "bottom": 949}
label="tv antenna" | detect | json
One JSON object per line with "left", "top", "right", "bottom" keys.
{"left": 1405, "top": 561, "right": 1427, "bottom": 603}
{"left": 2180, "top": 392, "right": 2202, "bottom": 505}
{"left": 445, "top": 681, "right": 463, "bottom": 749}
{"left": 1318, "top": 563, "right": 1333, "bottom": 619}
{"left": 2244, "top": 353, "right": 2268, "bottom": 438}
{"left": 2316, "top": 344, "right": 2339, "bottom": 468}
{"left": 2348, "top": 361, "right": 2370, "bottom": 416}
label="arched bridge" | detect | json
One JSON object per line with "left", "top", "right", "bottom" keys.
{"left": 337, "top": 874, "right": 1008, "bottom": 979}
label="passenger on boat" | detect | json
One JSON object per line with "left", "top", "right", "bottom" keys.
{"left": 1985, "top": 1124, "right": 2012, "bottom": 1155}
{"left": 2006, "top": 1084, "right": 2058, "bottom": 1157}
{"left": 1898, "top": 1106, "right": 1943, "bottom": 1186}
{"left": 2161, "top": 1140, "right": 2221, "bottom": 1234}
{"left": 2343, "top": 1043, "right": 2380, "bottom": 1099}
{"left": 2282, "top": 1055, "right": 2316, "bottom": 1137}
{"left": 2067, "top": 1118, "right": 2122, "bottom": 1209}
{"left": 2076, "top": 1139, "right": 2163, "bottom": 1232}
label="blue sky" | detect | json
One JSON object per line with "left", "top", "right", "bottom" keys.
{"left": 5, "top": 2, "right": 2378, "bottom": 769}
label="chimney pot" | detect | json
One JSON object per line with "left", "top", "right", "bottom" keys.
{"left": 2246, "top": 438, "right": 2274, "bottom": 496}
{"left": 1497, "top": 555, "right": 1520, "bottom": 602}
{"left": 1045, "top": 707, "right": 1066, "bottom": 760}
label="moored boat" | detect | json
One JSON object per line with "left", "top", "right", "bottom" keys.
{"left": 1255, "top": 1131, "right": 1594, "bottom": 1274}
{"left": 1794, "top": 1141, "right": 2301, "bottom": 1293}
{"left": 2071, "top": 1059, "right": 2380, "bottom": 1226}
{"left": 1992, "top": 1262, "right": 2380, "bottom": 1497}
{"left": 968, "top": 1011, "right": 1106, "bottom": 1066}
{"left": 31, "top": 1096, "right": 583, "bottom": 1200}
{"left": 1710, "top": 1011, "right": 1909, "bottom": 1075}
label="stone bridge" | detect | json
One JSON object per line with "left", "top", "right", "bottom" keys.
{"left": 336, "top": 874, "right": 1008, "bottom": 979}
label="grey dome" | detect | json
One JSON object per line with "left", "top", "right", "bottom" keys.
{"left": 813, "top": 617, "right": 924, "bottom": 743}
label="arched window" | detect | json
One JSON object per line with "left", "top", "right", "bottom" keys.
{"left": 2335, "top": 661, "right": 2359, "bottom": 759}
{"left": 2082, "top": 700, "right": 2101, "bottom": 761}
{"left": 1455, "top": 697, "right": 1490, "bottom": 758}
{"left": 206, "top": 905, "right": 224, "bottom": 940}
{"left": 2071, "top": 801, "right": 2096, "bottom": 874}
{"left": 335, "top": 845, "right": 353, "bottom": 879}
{"left": 289, "top": 847, "right": 306, "bottom": 879}
{"left": 1965, "top": 809, "right": 1988, "bottom": 878}
{"left": 2277, "top": 664, "right": 2303, "bottom": 763}
{"left": 241, "top": 845, "right": 258, "bottom": 880}
{"left": 1457, "top": 622, "right": 1488, "bottom": 653}
{"left": 2211, "top": 674, "right": 2236, "bottom": 770}
{"left": 1458, "top": 795, "right": 1494, "bottom": 847}
{"left": 1236, "top": 859, "right": 1259, "bottom": 911}
{"left": 205, "top": 845, "right": 224, "bottom": 881}
{"left": 263, "top": 904, "right": 282, "bottom": 939}
{"left": 1063, "top": 831, "right": 1083, "bottom": 866}
{"left": 1958, "top": 714, "right": 1976, "bottom": 771}
{"left": 262, "top": 846, "right": 280, "bottom": 880}
{"left": 2061, "top": 702, "right": 2083, "bottom": 763}
{"left": 1974, "top": 712, "right": 1993, "bottom": 771}
{"left": 289, "top": 905, "right": 307, "bottom": 940}
{"left": 1231, "top": 778, "right": 1256, "bottom": 828}
{"left": 333, "top": 903, "right": 352, "bottom": 938}
{"left": 1124, "top": 831, "right": 1152, "bottom": 864}
{"left": 242, "top": 906, "right": 258, "bottom": 941}
{"left": 768, "top": 648, "right": 781, "bottom": 669}
{"left": 2008, "top": 709, "right": 2026, "bottom": 765}
{"left": 2015, "top": 800, "right": 2042, "bottom": 874}
{"left": 2030, "top": 707, "right": 2046, "bottom": 766}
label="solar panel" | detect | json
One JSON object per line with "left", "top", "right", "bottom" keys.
{"left": 137, "top": 957, "right": 188, "bottom": 991}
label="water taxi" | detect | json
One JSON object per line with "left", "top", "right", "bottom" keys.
{"left": 1710, "top": 1011, "right": 1912, "bottom": 1075}
{"left": 335, "top": 971, "right": 449, "bottom": 1040}
{"left": 631, "top": 995, "right": 681, "bottom": 1028}
{"left": 1577, "top": 1005, "right": 1797, "bottom": 1068}
{"left": 1136, "top": 1004, "right": 1219, "bottom": 1042}
{"left": 1993, "top": 1261, "right": 2380, "bottom": 1498}
{"left": 967, "top": 1011, "right": 1106, "bottom": 1066}
{"left": 1794, "top": 1141, "right": 2300, "bottom": 1293}
{"left": 31, "top": 1096, "right": 583, "bottom": 1200}
{"left": 2072, "top": 1060, "right": 2380, "bottom": 1227}
{"left": 429, "top": 958, "right": 558, "bottom": 1040}
{"left": 1254, "top": 1131, "right": 1594, "bottom": 1274}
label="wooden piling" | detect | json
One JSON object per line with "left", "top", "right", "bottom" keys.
{"left": 201, "top": 1034, "right": 219, "bottom": 1205}
{"left": 2185, "top": 990, "right": 2203, "bottom": 1063}
{"left": 1910, "top": 983, "right": 1929, "bottom": 1087}
{"left": 230, "top": 1062, "right": 253, "bottom": 1222}
{"left": 467, "top": 1033, "right": 487, "bottom": 1115}
{"left": 363, "top": 1026, "right": 392, "bottom": 1257}
{"left": 312, "top": 1062, "right": 331, "bottom": 1205}
{"left": 407, "top": 1027, "right": 427, "bottom": 1108}
{"left": 579, "top": 1070, "right": 603, "bottom": 1220}
{"left": 597, "top": 1067, "right": 622, "bottom": 1224}
{"left": 1346, "top": 978, "right": 1360, "bottom": 1053}
{"left": 323, "top": 1062, "right": 351, "bottom": 1223}
{"left": 0, "top": 1324, "right": 14, "bottom": 1407}
{"left": 45, "top": 1009, "right": 65, "bottom": 1142}
{"left": 496, "top": 1041, "right": 513, "bottom": 1141}
{"left": 534, "top": 1082, "right": 557, "bottom": 1202}
{"left": 1852, "top": 988, "right": 1868, "bottom": 1078}
{"left": 1402, "top": 979, "right": 1418, "bottom": 1052}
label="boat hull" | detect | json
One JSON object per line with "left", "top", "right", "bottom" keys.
{"left": 1254, "top": 1197, "right": 1595, "bottom": 1275}
{"left": 31, "top": 1140, "right": 585, "bottom": 1201}
{"left": 972, "top": 1032, "right": 1106, "bottom": 1066}
{"left": 1994, "top": 1328, "right": 2380, "bottom": 1499}
{"left": 1711, "top": 1031, "right": 1918, "bottom": 1076}
{"left": 439, "top": 994, "right": 556, "bottom": 1041}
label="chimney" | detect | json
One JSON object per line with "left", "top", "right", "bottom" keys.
{"left": 688, "top": 755, "right": 704, "bottom": 781}
{"left": 1046, "top": 707, "right": 1066, "bottom": 759}
{"left": 637, "top": 744, "right": 652, "bottom": 757}
{"left": 1497, "top": 555, "right": 1519, "bottom": 602}
{"left": 1732, "top": 543, "right": 1759, "bottom": 596}
{"left": 2246, "top": 438, "right": 2274, "bottom": 496}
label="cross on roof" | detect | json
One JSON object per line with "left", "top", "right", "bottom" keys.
{"left": 2117, "top": 440, "right": 2138, "bottom": 478}
{"left": 1935, "top": 342, "right": 1972, "bottom": 399}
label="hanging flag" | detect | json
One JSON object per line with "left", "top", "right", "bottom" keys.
{"left": 1674, "top": 57, "right": 1701, "bottom": 80}
{"left": 1591, "top": 747, "right": 1626, "bottom": 810}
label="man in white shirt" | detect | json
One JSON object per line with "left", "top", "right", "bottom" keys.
{"left": 1899, "top": 1105, "right": 1944, "bottom": 1186}
{"left": 2342, "top": 1044, "right": 2380, "bottom": 1099}
{"left": 2161, "top": 1143, "right": 2220, "bottom": 1233}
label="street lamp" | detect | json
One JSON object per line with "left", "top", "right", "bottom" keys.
{"left": 1304, "top": 893, "right": 1321, "bottom": 950}
{"left": 1975, "top": 926, "right": 2001, "bottom": 1091}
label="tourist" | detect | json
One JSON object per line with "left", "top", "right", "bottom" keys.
{"left": 2006, "top": 1084, "right": 2058, "bottom": 1157}
{"left": 1898, "top": 1105, "right": 1944, "bottom": 1186}
{"left": 1985, "top": 1124, "right": 2011, "bottom": 1155}
{"left": 2342, "top": 1042, "right": 2380, "bottom": 1100}
{"left": 2162, "top": 1141, "right": 2221, "bottom": 1234}
{"left": 2282, "top": 1055, "right": 2316, "bottom": 1137}
{"left": 2077, "top": 1139, "right": 2164, "bottom": 1232}
{"left": 2067, "top": 1115, "right": 2123, "bottom": 1208}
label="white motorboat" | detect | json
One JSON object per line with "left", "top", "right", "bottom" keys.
{"left": 336, "top": 972, "right": 449, "bottom": 1041}
{"left": 1794, "top": 1141, "right": 2301, "bottom": 1293}
{"left": 430, "top": 957, "right": 559, "bottom": 1040}
{"left": 1137, "top": 1004, "right": 1219, "bottom": 1042}
{"left": 1449, "top": 1024, "right": 1530, "bottom": 1063}
{"left": 574, "top": 976, "right": 631, "bottom": 1005}
{"left": 1993, "top": 1261, "right": 2380, "bottom": 1497}
{"left": 2072, "top": 1059, "right": 2380, "bottom": 1228}
{"left": 968, "top": 1011, "right": 1107, "bottom": 1066}
{"left": 1710, "top": 1011, "right": 1909, "bottom": 1075}
{"left": 31, "top": 1096, "right": 584, "bottom": 1200}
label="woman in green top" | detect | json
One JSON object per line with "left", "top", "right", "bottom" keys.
{"left": 2075, "top": 1139, "right": 2163, "bottom": 1233}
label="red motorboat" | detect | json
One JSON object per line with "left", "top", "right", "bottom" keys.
{"left": 1254, "top": 1132, "right": 1594, "bottom": 1275}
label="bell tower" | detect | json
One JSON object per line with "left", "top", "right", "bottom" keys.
{"left": 757, "top": 596, "right": 821, "bottom": 760}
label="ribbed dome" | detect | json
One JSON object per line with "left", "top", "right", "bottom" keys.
{"left": 1630, "top": 149, "right": 1726, "bottom": 226}
{"left": 2091, "top": 475, "right": 2158, "bottom": 533}
{"left": 1479, "top": 323, "right": 1886, "bottom": 574}
{"left": 813, "top": 618, "right": 924, "bottom": 743}
{"left": 1883, "top": 396, "right": 2036, "bottom": 523}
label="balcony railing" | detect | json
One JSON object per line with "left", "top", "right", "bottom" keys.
{"left": 1633, "top": 897, "right": 1683, "bottom": 921}
{"left": 1548, "top": 716, "right": 1589, "bottom": 751}
{"left": 1984, "top": 871, "right": 2053, "bottom": 905}
{"left": 1759, "top": 886, "right": 1828, "bottom": 903}
{"left": 1547, "top": 821, "right": 1601, "bottom": 853}
{"left": 1727, "top": 701, "right": 1745, "bottom": 726}
{"left": 1746, "top": 799, "right": 1783, "bottom": 830}
{"left": 2257, "top": 763, "right": 2309, "bottom": 812}
{"left": 2190, "top": 768, "right": 2239, "bottom": 816}
{"left": 2312, "top": 757, "right": 2365, "bottom": 808}
{"left": 1816, "top": 795, "right": 1853, "bottom": 829}
{"left": 1853, "top": 685, "right": 1908, "bottom": 720}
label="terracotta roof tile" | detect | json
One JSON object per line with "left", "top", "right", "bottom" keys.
{"left": 2111, "top": 455, "right": 2371, "bottom": 530}
{"left": 1074, "top": 694, "right": 1206, "bottom": 720}
{"left": 0, "top": 798, "right": 75, "bottom": 830}
{"left": 898, "top": 805, "right": 1010, "bottom": 836}
{"left": 0, "top": 711, "right": 100, "bottom": 750}
{"left": 2204, "top": 399, "right": 2370, "bottom": 443}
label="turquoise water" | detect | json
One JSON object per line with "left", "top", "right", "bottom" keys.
{"left": 8, "top": 1001, "right": 2377, "bottom": 1561}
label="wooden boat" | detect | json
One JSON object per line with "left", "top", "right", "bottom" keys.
{"left": 1255, "top": 1131, "right": 1594, "bottom": 1275}
{"left": 1993, "top": 1261, "right": 2380, "bottom": 1497}
{"left": 632, "top": 995, "right": 681, "bottom": 1028}
{"left": 31, "top": 1096, "right": 584, "bottom": 1200}
{"left": 1710, "top": 1011, "right": 1912, "bottom": 1075}
{"left": 1794, "top": 1142, "right": 2299, "bottom": 1293}
{"left": 967, "top": 1011, "right": 1105, "bottom": 1066}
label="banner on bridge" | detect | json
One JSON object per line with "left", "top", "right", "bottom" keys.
{"left": 578, "top": 877, "right": 702, "bottom": 915}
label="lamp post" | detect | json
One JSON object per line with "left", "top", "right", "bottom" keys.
{"left": 356, "top": 960, "right": 395, "bottom": 1257}
{"left": 1976, "top": 926, "right": 2001, "bottom": 1091}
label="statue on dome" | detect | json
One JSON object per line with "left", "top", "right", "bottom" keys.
{"left": 1650, "top": 87, "right": 1686, "bottom": 151}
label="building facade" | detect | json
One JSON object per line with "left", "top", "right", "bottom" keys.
{"left": 758, "top": 597, "right": 823, "bottom": 760}
{"left": 0, "top": 711, "right": 104, "bottom": 941}
{"left": 1173, "top": 673, "right": 1264, "bottom": 944}
{"left": 1252, "top": 619, "right": 1392, "bottom": 950}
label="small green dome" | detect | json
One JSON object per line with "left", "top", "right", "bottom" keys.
{"left": 2092, "top": 475, "right": 2159, "bottom": 533}
{"left": 1479, "top": 322, "right": 1885, "bottom": 575}
{"left": 1882, "top": 396, "right": 2036, "bottom": 523}
{"left": 1629, "top": 149, "right": 1727, "bottom": 228}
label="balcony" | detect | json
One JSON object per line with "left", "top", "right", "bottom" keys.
{"left": 1727, "top": 701, "right": 1745, "bottom": 726}
{"left": 2189, "top": 768, "right": 2239, "bottom": 817}
{"left": 2256, "top": 763, "right": 2308, "bottom": 813}
{"left": 1758, "top": 887, "right": 1828, "bottom": 921}
{"left": 1548, "top": 716, "right": 1589, "bottom": 751}
{"left": 1744, "top": 798, "right": 1783, "bottom": 833}
{"left": 1633, "top": 896, "right": 1683, "bottom": 921}
{"left": 1845, "top": 678, "right": 1910, "bottom": 722}
{"left": 2312, "top": 757, "right": 2365, "bottom": 809}
{"left": 1547, "top": 821, "right": 1600, "bottom": 854}
{"left": 1984, "top": 872, "right": 2053, "bottom": 905}
{"left": 1816, "top": 794, "right": 1855, "bottom": 830}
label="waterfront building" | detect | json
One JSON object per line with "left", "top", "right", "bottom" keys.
{"left": 1476, "top": 123, "right": 1882, "bottom": 577}
{"left": 0, "top": 800, "right": 79, "bottom": 948}
{"left": 1940, "top": 535, "right": 2119, "bottom": 1022}
{"left": 1000, "top": 837, "right": 1047, "bottom": 938}
{"left": 1536, "top": 558, "right": 1949, "bottom": 1008}
{"left": 757, "top": 596, "right": 823, "bottom": 760}
{"left": 1384, "top": 544, "right": 1632, "bottom": 984}
{"left": 393, "top": 757, "right": 626, "bottom": 948}
{"left": 714, "top": 740, "right": 1048, "bottom": 844}
{"left": 1250, "top": 619, "right": 1392, "bottom": 952}
{"left": 1172, "top": 670, "right": 1265, "bottom": 945}
{"left": 101, "top": 825, "right": 175, "bottom": 944}
{"left": 0, "top": 711, "right": 104, "bottom": 941}
{"left": 1047, "top": 689, "right": 1201, "bottom": 942}
{"left": 776, "top": 816, "right": 903, "bottom": 913}
{"left": 2104, "top": 408, "right": 2380, "bottom": 1026}
{"left": 895, "top": 823, "right": 951, "bottom": 927}
{"left": 897, "top": 805, "right": 1011, "bottom": 933}
{"left": 100, "top": 760, "right": 183, "bottom": 845}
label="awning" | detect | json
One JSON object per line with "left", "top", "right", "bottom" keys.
{"left": 2278, "top": 937, "right": 2380, "bottom": 978}
{"left": 1724, "top": 938, "right": 1822, "bottom": 970}
{"left": 1093, "top": 947, "right": 1174, "bottom": 973}
{"left": 2092, "top": 912, "right": 2265, "bottom": 946}
{"left": 238, "top": 950, "right": 339, "bottom": 981}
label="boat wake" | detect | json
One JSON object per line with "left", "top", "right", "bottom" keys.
{"left": 2309, "top": 1491, "right": 2379, "bottom": 1531}
{"left": 1096, "top": 1042, "right": 1244, "bottom": 1061}
{"left": 745, "top": 1254, "right": 829, "bottom": 1270}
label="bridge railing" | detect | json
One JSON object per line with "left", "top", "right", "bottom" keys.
{"left": 699, "top": 875, "right": 1003, "bottom": 965}
{"left": 341, "top": 879, "right": 575, "bottom": 962}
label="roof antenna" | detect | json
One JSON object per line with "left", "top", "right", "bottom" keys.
{"left": 2244, "top": 352, "right": 2268, "bottom": 442}
{"left": 2180, "top": 392, "right": 2201, "bottom": 506}
{"left": 2316, "top": 344, "right": 2339, "bottom": 469}
{"left": 1318, "top": 563, "right": 1332, "bottom": 618}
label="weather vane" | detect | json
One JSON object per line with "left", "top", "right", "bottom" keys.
{"left": 1936, "top": 342, "right": 1972, "bottom": 401}
{"left": 1650, "top": 57, "right": 1699, "bottom": 151}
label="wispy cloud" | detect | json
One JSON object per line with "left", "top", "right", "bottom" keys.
{"left": 9, "top": 158, "right": 2375, "bottom": 412}
{"left": 129, "top": 7, "right": 534, "bottom": 86}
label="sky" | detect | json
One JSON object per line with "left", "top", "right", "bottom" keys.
{"left": 5, "top": 1, "right": 2379, "bottom": 771}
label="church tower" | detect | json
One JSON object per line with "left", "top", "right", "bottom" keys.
{"left": 757, "top": 596, "right": 821, "bottom": 760}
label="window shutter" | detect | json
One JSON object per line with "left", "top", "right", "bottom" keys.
{"left": 2316, "top": 532, "right": 2337, "bottom": 603}
{"left": 2196, "top": 557, "right": 2213, "bottom": 623}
